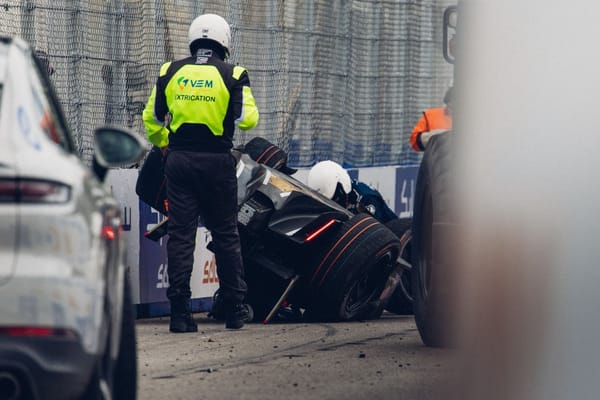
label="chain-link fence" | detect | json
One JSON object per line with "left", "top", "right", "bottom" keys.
{"left": 1, "top": 0, "right": 453, "bottom": 167}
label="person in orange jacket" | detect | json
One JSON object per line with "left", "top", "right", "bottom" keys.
{"left": 410, "top": 86, "right": 453, "bottom": 152}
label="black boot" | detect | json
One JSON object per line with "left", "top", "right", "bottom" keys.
{"left": 169, "top": 298, "right": 198, "bottom": 333}
{"left": 225, "top": 303, "right": 254, "bottom": 330}
{"left": 207, "top": 289, "right": 226, "bottom": 321}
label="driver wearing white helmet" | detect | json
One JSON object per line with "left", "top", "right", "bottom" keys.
{"left": 307, "top": 160, "right": 398, "bottom": 223}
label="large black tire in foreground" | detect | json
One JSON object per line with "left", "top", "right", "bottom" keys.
{"left": 411, "top": 132, "right": 458, "bottom": 347}
{"left": 306, "top": 213, "right": 400, "bottom": 321}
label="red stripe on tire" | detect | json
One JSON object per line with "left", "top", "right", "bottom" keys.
{"left": 256, "top": 145, "right": 275, "bottom": 163}
{"left": 262, "top": 148, "right": 281, "bottom": 165}
{"left": 309, "top": 215, "right": 372, "bottom": 286}
{"left": 317, "top": 222, "right": 380, "bottom": 287}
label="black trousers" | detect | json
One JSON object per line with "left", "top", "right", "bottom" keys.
{"left": 164, "top": 150, "right": 247, "bottom": 304}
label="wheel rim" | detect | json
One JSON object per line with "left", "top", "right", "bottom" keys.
{"left": 343, "top": 252, "right": 393, "bottom": 316}
{"left": 399, "top": 269, "right": 413, "bottom": 302}
{"left": 398, "top": 229, "right": 413, "bottom": 302}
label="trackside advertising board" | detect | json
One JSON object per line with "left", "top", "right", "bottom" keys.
{"left": 107, "top": 165, "right": 418, "bottom": 317}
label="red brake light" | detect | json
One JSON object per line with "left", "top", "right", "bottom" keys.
{"left": 305, "top": 219, "right": 336, "bottom": 242}
{"left": 0, "top": 178, "right": 70, "bottom": 203}
{"left": 0, "top": 180, "right": 18, "bottom": 201}
{"left": 0, "top": 326, "right": 78, "bottom": 338}
{"left": 101, "top": 226, "right": 117, "bottom": 240}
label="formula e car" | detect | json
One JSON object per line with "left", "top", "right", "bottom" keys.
{"left": 137, "top": 141, "right": 401, "bottom": 322}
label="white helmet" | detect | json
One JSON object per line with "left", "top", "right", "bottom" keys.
{"left": 307, "top": 160, "right": 352, "bottom": 200}
{"left": 188, "top": 14, "right": 231, "bottom": 56}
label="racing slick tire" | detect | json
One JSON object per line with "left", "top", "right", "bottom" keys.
{"left": 383, "top": 218, "right": 414, "bottom": 315}
{"left": 306, "top": 213, "right": 400, "bottom": 321}
{"left": 411, "top": 132, "right": 458, "bottom": 347}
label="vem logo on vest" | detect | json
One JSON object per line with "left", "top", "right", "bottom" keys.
{"left": 177, "top": 76, "right": 214, "bottom": 90}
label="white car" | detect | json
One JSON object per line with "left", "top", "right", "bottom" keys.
{"left": 0, "top": 37, "right": 146, "bottom": 399}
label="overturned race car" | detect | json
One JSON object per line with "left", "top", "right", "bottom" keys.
{"left": 137, "top": 138, "right": 403, "bottom": 323}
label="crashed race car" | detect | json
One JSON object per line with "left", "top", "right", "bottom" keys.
{"left": 137, "top": 138, "right": 403, "bottom": 323}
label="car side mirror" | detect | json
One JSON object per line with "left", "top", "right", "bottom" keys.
{"left": 92, "top": 126, "right": 147, "bottom": 181}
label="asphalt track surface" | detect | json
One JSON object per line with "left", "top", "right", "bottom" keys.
{"left": 136, "top": 312, "right": 457, "bottom": 400}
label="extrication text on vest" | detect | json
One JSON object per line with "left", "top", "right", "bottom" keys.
{"left": 175, "top": 94, "right": 217, "bottom": 102}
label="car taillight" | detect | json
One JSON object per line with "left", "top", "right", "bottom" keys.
{"left": 101, "top": 225, "right": 121, "bottom": 240}
{"left": 0, "top": 178, "right": 70, "bottom": 203}
{"left": 0, "top": 326, "right": 78, "bottom": 339}
{"left": 305, "top": 219, "right": 337, "bottom": 242}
